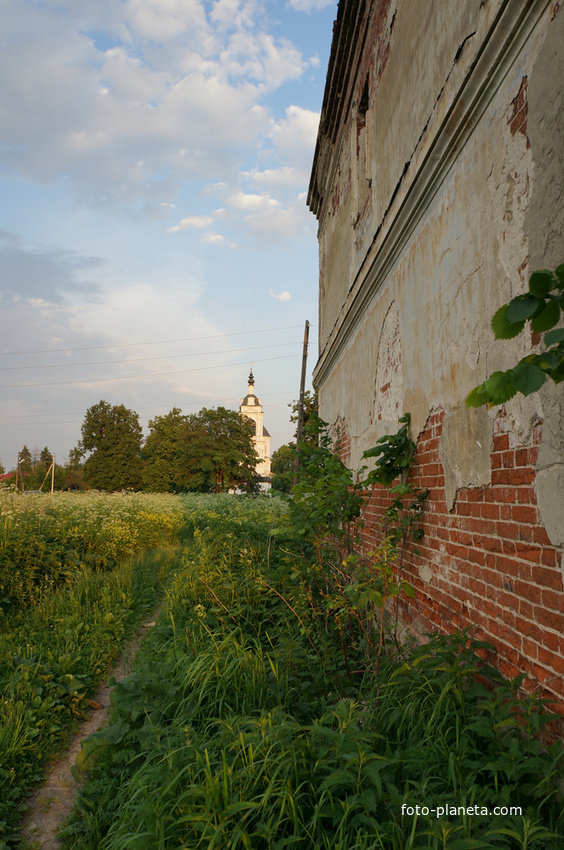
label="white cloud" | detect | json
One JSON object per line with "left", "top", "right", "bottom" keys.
{"left": 244, "top": 192, "right": 313, "bottom": 242}
{"left": 271, "top": 105, "right": 320, "bottom": 163}
{"left": 124, "top": 0, "right": 209, "bottom": 42}
{"left": 0, "top": 0, "right": 308, "bottom": 206}
{"left": 246, "top": 166, "right": 299, "bottom": 187}
{"left": 287, "top": 0, "right": 336, "bottom": 11}
{"left": 269, "top": 289, "right": 291, "bottom": 302}
{"left": 168, "top": 214, "right": 214, "bottom": 232}
{"left": 200, "top": 233, "right": 225, "bottom": 243}
{"left": 226, "top": 191, "right": 280, "bottom": 211}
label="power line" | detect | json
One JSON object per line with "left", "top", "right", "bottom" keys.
{"left": 0, "top": 325, "right": 310, "bottom": 357}
{"left": 0, "top": 339, "right": 312, "bottom": 372}
{"left": 0, "top": 353, "right": 301, "bottom": 390}
{"left": 0, "top": 390, "right": 301, "bottom": 424}
{"left": 0, "top": 392, "right": 301, "bottom": 427}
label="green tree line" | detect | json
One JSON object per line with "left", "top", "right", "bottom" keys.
{"left": 6, "top": 401, "right": 263, "bottom": 494}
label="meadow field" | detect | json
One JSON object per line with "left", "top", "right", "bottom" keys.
{"left": 1, "top": 493, "right": 563, "bottom": 849}
{"left": 0, "top": 491, "right": 190, "bottom": 846}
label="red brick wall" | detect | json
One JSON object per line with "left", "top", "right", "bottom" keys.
{"left": 360, "top": 407, "right": 564, "bottom": 713}
{"left": 332, "top": 417, "right": 352, "bottom": 466}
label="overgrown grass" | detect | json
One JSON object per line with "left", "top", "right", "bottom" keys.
{"left": 62, "top": 496, "right": 564, "bottom": 850}
{"left": 0, "top": 492, "right": 187, "bottom": 614}
{"left": 0, "top": 490, "right": 200, "bottom": 850}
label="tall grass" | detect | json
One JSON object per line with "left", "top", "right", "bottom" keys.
{"left": 0, "top": 492, "right": 186, "bottom": 614}
{"left": 62, "top": 496, "right": 564, "bottom": 850}
{"left": 0, "top": 505, "right": 187, "bottom": 850}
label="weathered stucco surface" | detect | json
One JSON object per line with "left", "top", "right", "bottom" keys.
{"left": 525, "top": 9, "right": 564, "bottom": 551}
{"left": 308, "top": 0, "right": 564, "bottom": 710}
{"left": 439, "top": 407, "right": 492, "bottom": 511}
{"left": 311, "top": 0, "right": 561, "bottom": 500}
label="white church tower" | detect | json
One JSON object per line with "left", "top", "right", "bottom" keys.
{"left": 240, "top": 368, "right": 271, "bottom": 489}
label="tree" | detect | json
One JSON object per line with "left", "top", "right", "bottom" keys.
{"left": 142, "top": 408, "right": 188, "bottom": 492}
{"left": 290, "top": 390, "right": 319, "bottom": 447}
{"left": 67, "top": 447, "right": 86, "bottom": 491}
{"left": 77, "top": 400, "right": 143, "bottom": 491}
{"left": 39, "top": 446, "right": 52, "bottom": 467}
{"left": 21, "top": 462, "right": 67, "bottom": 492}
{"left": 176, "top": 406, "right": 259, "bottom": 493}
{"left": 271, "top": 443, "right": 295, "bottom": 493}
{"left": 18, "top": 444, "right": 32, "bottom": 473}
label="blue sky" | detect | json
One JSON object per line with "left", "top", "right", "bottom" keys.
{"left": 0, "top": 0, "right": 337, "bottom": 470}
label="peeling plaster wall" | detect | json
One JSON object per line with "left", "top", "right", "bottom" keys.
{"left": 313, "top": 0, "right": 560, "bottom": 488}
{"left": 309, "top": 0, "right": 564, "bottom": 707}
{"left": 525, "top": 9, "right": 564, "bottom": 549}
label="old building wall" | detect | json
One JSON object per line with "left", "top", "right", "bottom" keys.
{"left": 309, "top": 0, "right": 563, "bottom": 708}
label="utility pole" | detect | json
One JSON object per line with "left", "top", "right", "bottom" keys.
{"left": 294, "top": 319, "right": 310, "bottom": 483}
{"left": 51, "top": 453, "right": 55, "bottom": 494}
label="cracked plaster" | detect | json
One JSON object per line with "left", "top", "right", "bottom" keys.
{"left": 525, "top": 8, "right": 564, "bottom": 554}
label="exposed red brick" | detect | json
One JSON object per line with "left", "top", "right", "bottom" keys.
{"left": 511, "top": 504, "right": 538, "bottom": 524}
{"left": 354, "top": 406, "right": 564, "bottom": 711}
{"left": 508, "top": 76, "right": 530, "bottom": 145}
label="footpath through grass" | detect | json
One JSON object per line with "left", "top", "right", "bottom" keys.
{"left": 61, "top": 495, "right": 564, "bottom": 850}
{"left": 0, "top": 492, "right": 190, "bottom": 849}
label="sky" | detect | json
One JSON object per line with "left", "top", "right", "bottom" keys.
{"left": 0, "top": 0, "right": 337, "bottom": 471}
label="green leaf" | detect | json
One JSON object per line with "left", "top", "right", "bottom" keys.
{"left": 362, "top": 445, "right": 384, "bottom": 459}
{"left": 372, "top": 590, "right": 384, "bottom": 608}
{"left": 481, "top": 371, "right": 518, "bottom": 405}
{"left": 544, "top": 327, "right": 564, "bottom": 346}
{"left": 506, "top": 295, "right": 540, "bottom": 323}
{"left": 402, "top": 581, "right": 416, "bottom": 598}
{"left": 531, "top": 298, "right": 561, "bottom": 333}
{"left": 465, "top": 383, "right": 492, "bottom": 408}
{"left": 388, "top": 483, "right": 412, "bottom": 496}
{"left": 536, "top": 352, "right": 560, "bottom": 372}
{"left": 491, "top": 305, "right": 525, "bottom": 339}
{"left": 554, "top": 263, "right": 564, "bottom": 289}
{"left": 509, "top": 361, "right": 547, "bottom": 396}
{"left": 548, "top": 359, "right": 564, "bottom": 383}
{"left": 528, "top": 269, "right": 554, "bottom": 298}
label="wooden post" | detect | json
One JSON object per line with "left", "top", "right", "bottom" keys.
{"left": 294, "top": 319, "right": 310, "bottom": 483}
{"left": 51, "top": 453, "right": 55, "bottom": 493}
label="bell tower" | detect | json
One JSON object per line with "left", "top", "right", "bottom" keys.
{"left": 240, "top": 368, "right": 271, "bottom": 489}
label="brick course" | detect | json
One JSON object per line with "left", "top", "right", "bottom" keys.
{"left": 359, "top": 407, "right": 564, "bottom": 713}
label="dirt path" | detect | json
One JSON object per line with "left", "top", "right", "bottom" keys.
{"left": 19, "top": 614, "right": 159, "bottom": 850}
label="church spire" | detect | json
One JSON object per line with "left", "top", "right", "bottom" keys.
{"left": 248, "top": 362, "right": 254, "bottom": 387}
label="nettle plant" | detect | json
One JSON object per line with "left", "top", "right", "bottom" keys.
{"left": 466, "top": 264, "right": 564, "bottom": 407}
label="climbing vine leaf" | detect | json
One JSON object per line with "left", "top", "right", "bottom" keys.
{"left": 466, "top": 265, "right": 564, "bottom": 407}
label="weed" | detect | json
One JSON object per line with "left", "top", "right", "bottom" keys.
{"left": 61, "top": 497, "right": 564, "bottom": 850}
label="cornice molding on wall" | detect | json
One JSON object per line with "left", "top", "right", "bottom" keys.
{"left": 313, "top": 0, "right": 550, "bottom": 391}
{"left": 308, "top": 0, "right": 372, "bottom": 218}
